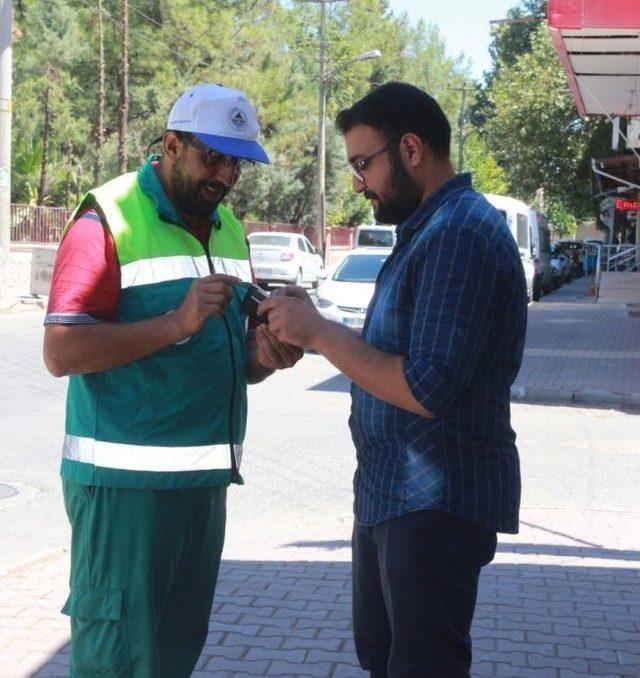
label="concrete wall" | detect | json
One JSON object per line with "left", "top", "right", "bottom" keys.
{"left": 1, "top": 244, "right": 58, "bottom": 303}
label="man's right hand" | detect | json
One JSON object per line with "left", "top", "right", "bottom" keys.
{"left": 174, "top": 274, "right": 241, "bottom": 337}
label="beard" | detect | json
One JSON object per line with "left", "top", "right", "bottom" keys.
{"left": 366, "top": 148, "right": 423, "bottom": 225}
{"left": 169, "top": 162, "right": 230, "bottom": 217}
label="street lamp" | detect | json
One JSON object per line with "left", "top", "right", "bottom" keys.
{"left": 315, "top": 43, "right": 381, "bottom": 259}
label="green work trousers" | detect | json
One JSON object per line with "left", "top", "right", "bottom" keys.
{"left": 61, "top": 480, "right": 227, "bottom": 678}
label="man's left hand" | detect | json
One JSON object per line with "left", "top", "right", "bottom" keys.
{"left": 254, "top": 323, "right": 303, "bottom": 370}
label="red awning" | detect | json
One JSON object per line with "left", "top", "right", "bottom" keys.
{"left": 548, "top": 0, "right": 640, "bottom": 117}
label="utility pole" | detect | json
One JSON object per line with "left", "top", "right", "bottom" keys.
{"left": 0, "top": 0, "right": 11, "bottom": 302}
{"left": 298, "top": 0, "right": 378, "bottom": 261}
{"left": 449, "top": 83, "right": 473, "bottom": 172}
{"left": 316, "top": 0, "right": 328, "bottom": 258}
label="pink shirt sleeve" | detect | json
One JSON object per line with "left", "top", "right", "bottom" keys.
{"left": 45, "top": 210, "right": 121, "bottom": 324}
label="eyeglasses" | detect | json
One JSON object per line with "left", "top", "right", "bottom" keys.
{"left": 180, "top": 133, "right": 255, "bottom": 176}
{"left": 348, "top": 145, "right": 391, "bottom": 183}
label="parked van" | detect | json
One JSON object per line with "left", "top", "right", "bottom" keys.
{"left": 354, "top": 224, "right": 396, "bottom": 248}
{"left": 483, "top": 194, "right": 531, "bottom": 251}
{"left": 529, "top": 209, "right": 553, "bottom": 298}
{"left": 484, "top": 194, "right": 536, "bottom": 301}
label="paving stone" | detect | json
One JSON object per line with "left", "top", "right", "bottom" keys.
{"left": 272, "top": 606, "right": 329, "bottom": 620}
{"left": 472, "top": 661, "right": 497, "bottom": 677}
{"left": 527, "top": 652, "right": 588, "bottom": 672}
{"left": 197, "top": 644, "right": 248, "bottom": 666}
{"left": 200, "top": 657, "right": 270, "bottom": 674}
{"left": 617, "top": 651, "right": 640, "bottom": 667}
{"left": 317, "top": 628, "right": 354, "bottom": 640}
{"left": 497, "top": 639, "right": 550, "bottom": 655}
{"left": 526, "top": 631, "right": 584, "bottom": 649}
{"left": 209, "top": 623, "right": 262, "bottom": 637}
{"left": 253, "top": 596, "right": 307, "bottom": 610}
{"left": 587, "top": 658, "right": 640, "bottom": 676}
{"left": 587, "top": 636, "right": 640, "bottom": 654}
{"left": 218, "top": 604, "right": 276, "bottom": 619}
{"left": 259, "top": 625, "right": 317, "bottom": 639}
{"left": 266, "top": 660, "right": 336, "bottom": 676}
{"left": 281, "top": 636, "right": 341, "bottom": 651}
{"left": 305, "top": 648, "right": 359, "bottom": 664}
{"left": 223, "top": 632, "right": 282, "bottom": 650}
{"left": 330, "top": 663, "right": 367, "bottom": 677}
{"left": 495, "top": 665, "right": 558, "bottom": 677}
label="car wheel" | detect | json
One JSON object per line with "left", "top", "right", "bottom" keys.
{"left": 294, "top": 269, "right": 303, "bottom": 286}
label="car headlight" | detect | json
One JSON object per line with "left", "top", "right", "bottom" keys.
{"left": 313, "top": 294, "right": 333, "bottom": 309}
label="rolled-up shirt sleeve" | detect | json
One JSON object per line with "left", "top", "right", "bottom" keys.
{"left": 404, "top": 225, "right": 500, "bottom": 415}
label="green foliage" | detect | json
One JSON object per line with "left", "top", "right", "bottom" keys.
{"left": 474, "top": 6, "right": 609, "bottom": 225}
{"left": 464, "top": 134, "right": 510, "bottom": 195}
{"left": 11, "top": 0, "right": 470, "bottom": 224}
{"left": 546, "top": 197, "right": 578, "bottom": 239}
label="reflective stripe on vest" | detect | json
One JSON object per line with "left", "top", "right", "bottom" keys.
{"left": 120, "top": 254, "right": 252, "bottom": 289}
{"left": 63, "top": 434, "right": 240, "bottom": 473}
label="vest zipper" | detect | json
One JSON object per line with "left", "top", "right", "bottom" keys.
{"left": 203, "top": 240, "right": 241, "bottom": 483}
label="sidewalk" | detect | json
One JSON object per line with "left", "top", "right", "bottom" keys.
{"left": 512, "top": 276, "right": 640, "bottom": 409}
{"left": 2, "top": 507, "right": 639, "bottom": 677}
{"left": 1, "top": 277, "right": 639, "bottom": 677}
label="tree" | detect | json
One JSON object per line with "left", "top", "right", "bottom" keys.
{"left": 95, "top": 0, "right": 106, "bottom": 184}
{"left": 464, "top": 134, "right": 510, "bottom": 195}
{"left": 13, "top": 0, "right": 89, "bottom": 205}
{"left": 480, "top": 23, "right": 609, "bottom": 219}
{"left": 118, "top": 0, "right": 129, "bottom": 174}
{"left": 10, "top": 0, "right": 478, "bottom": 226}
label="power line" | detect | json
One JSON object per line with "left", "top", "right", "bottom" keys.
{"left": 76, "top": 0, "right": 214, "bottom": 69}
{"left": 128, "top": 3, "right": 224, "bottom": 53}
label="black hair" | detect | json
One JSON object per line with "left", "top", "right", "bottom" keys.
{"left": 145, "top": 130, "right": 196, "bottom": 156}
{"left": 335, "top": 82, "right": 451, "bottom": 158}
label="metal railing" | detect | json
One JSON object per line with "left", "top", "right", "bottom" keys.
{"left": 10, "top": 204, "right": 72, "bottom": 243}
{"left": 593, "top": 243, "right": 638, "bottom": 302}
{"left": 600, "top": 244, "right": 638, "bottom": 272}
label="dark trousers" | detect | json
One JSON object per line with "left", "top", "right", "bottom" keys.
{"left": 352, "top": 510, "right": 497, "bottom": 678}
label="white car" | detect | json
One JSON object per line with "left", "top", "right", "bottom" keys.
{"left": 313, "top": 248, "right": 391, "bottom": 332}
{"left": 248, "top": 231, "right": 325, "bottom": 287}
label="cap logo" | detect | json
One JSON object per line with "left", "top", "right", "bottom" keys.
{"left": 229, "top": 107, "right": 247, "bottom": 130}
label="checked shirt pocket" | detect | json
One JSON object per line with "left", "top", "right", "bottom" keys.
{"left": 62, "top": 588, "right": 131, "bottom": 676}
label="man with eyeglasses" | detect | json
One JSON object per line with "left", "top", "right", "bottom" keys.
{"left": 43, "top": 83, "right": 303, "bottom": 676}
{"left": 260, "top": 81, "right": 527, "bottom": 676}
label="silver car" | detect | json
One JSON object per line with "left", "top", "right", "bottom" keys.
{"left": 248, "top": 232, "right": 325, "bottom": 288}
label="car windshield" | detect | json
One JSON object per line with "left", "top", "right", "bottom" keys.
{"left": 333, "top": 254, "right": 388, "bottom": 282}
{"left": 249, "top": 234, "right": 292, "bottom": 247}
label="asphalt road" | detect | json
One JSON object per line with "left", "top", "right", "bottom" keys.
{"left": 1, "top": 308, "right": 639, "bottom": 573}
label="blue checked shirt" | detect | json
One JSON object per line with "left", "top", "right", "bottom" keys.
{"left": 350, "top": 174, "right": 526, "bottom": 533}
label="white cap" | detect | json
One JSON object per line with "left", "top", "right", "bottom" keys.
{"left": 167, "top": 83, "right": 269, "bottom": 164}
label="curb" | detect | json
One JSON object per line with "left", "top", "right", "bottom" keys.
{"left": 0, "top": 549, "right": 68, "bottom": 579}
{"left": 0, "top": 296, "right": 45, "bottom": 313}
{"left": 510, "top": 385, "right": 640, "bottom": 409}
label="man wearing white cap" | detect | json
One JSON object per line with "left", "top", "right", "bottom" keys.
{"left": 44, "top": 84, "right": 301, "bottom": 676}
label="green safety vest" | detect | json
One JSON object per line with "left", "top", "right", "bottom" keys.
{"left": 60, "top": 171, "right": 252, "bottom": 489}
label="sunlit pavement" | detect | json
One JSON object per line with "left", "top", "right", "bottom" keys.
{"left": 1, "top": 296, "right": 638, "bottom": 677}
